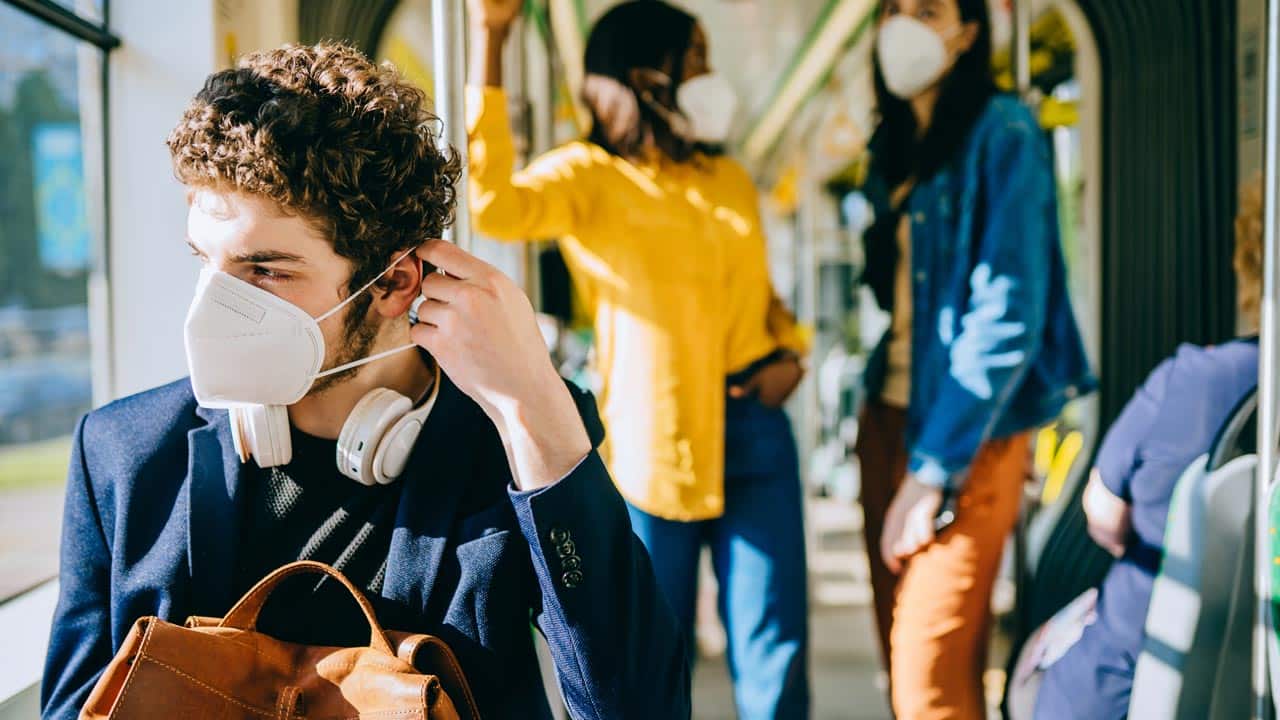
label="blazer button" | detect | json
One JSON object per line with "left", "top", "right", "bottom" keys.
{"left": 563, "top": 570, "right": 584, "bottom": 588}
{"left": 562, "top": 555, "right": 582, "bottom": 571}
{"left": 557, "top": 540, "right": 577, "bottom": 558}
{"left": 549, "top": 527, "right": 569, "bottom": 544}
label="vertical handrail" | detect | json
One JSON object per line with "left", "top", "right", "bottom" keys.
{"left": 432, "top": 0, "right": 471, "bottom": 250}
{"left": 1011, "top": 0, "right": 1034, "bottom": 652}
{"left": 1254, "top": 0, "right": 1279, "bottom": 717}
{"left": 1013, "top": 0, "right": 1032, "bottom": 98}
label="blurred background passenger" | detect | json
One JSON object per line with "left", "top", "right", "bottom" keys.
{"left": 854, "top": 0, "right": 1094, "bottom": 717}
{"left": 467, "top": 0, "right": 811, "bottom": 716}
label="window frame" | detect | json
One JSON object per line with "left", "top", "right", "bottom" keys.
{"left": 4, "top": 0, "right": 119, "bottom": 49}
{"left": 0, "top": 4, "right": 119, "bottom": 710}
{"left": 4, "top": 0, "right": 120, "bottom": 407}
{"left": 0, "top": 0, "right": 119, "bottom": 604}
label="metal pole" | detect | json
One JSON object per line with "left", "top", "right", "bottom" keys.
{"left": 1013, "top": 0, "right": 1032, "bottom": 98}
{"left": 1254, "top": 0, "right": 1280, "bottom": 716}
{"left": 511, "top": 16, "right": 543, "bottom": 306}
{"left": 432, "top": 0, "right": 471, "bottom": 250}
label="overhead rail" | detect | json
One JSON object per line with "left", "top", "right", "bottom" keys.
{"left": 740, "top": 0, "right": 877, "bottom": 167}
{"left": 548, "top": 0, "right": 590, "bottom": 132}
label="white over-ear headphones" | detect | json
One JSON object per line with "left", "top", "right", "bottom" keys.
{"left": 229, "top": 363, "right": 442, "bottom": 486}
{"left": 230, "top": 404, "right": 292, "bottom": 467}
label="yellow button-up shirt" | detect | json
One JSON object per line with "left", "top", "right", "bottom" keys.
{"left": 468, "top": 87, "right": 804, "bottom": 521}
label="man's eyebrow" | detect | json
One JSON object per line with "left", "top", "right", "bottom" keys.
{"left": 184, "top": 238, "right": 306, "bottom": 265}
{"left": 230, "top": 250, "right": 307, "bottom": 264}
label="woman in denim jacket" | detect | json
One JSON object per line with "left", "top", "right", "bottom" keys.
{"left": 855, "top": 1, "right": 1095, "bottom": 717}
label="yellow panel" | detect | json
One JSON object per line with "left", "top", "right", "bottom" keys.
{"left": 383, "top": 35, "right": 434, "bottom": 97}
{"left": 770, "top": 164, "right": 801, "bottom": 215}
{"left": 1035, "top": 425, "right": 1058, "bottom": 478}
{"left": 1039, "top": 98, "right": 1080, "bottom": 129}
{"left": 1041, "top": 430, "right": 1084, "bottom": 505}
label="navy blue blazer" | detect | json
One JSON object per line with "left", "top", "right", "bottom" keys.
{"left": 40, "top": 375, "right": 689, "bottom": 719}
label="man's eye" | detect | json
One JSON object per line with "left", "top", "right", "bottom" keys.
{"left": 253, "top": 266, "right": 287, "bottom": 280}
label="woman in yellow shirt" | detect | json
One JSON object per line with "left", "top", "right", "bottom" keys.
{"left": 468, "top": 1, "right": 810, "bottom": 716}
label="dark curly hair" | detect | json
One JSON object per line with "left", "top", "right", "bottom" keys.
{"left": 166, "top": 42, "right": 460, "bottom": 300}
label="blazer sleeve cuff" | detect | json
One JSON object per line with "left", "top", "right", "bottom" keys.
{"left": 507, "top": 450, "right": 617, "bottom": 592}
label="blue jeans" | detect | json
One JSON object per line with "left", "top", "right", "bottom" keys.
{"left": 626, "top": 396, "right": 811, "bottom": 720}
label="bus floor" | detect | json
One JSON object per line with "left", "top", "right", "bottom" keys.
{"left": 690, "top": 497, "right": 1014, "bottom": 719}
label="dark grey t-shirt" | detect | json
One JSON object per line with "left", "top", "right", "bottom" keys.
{"left": 234, "top": 426, "right": 403, "bottom": 646}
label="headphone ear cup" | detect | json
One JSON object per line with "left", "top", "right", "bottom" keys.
{"left": 371, "top": 364, "right": 442, "bottom": 484}
{"left": 373, "top": 413, "right": 427, "bottom": 484}
{"left": 234, "top": 405, "right": 291, "bottom": 467}
{"left": 337, "top": 388, "right": 413, "bottom": 485}
{"left": 229, "top": 407, "right": 250, "bottom": 464}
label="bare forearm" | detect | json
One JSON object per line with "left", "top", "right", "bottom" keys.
{"left": 488, "top": 373, "right": 592, "bottom": 491}
{"left": 470, "top": 25, "right": 508, "bottom": 88}
{"left": 1083, "top": 470, "right": 1130, "bottom": 557}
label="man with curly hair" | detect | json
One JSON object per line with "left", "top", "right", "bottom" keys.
{"left": 40, "top": 42, "right": 689, "bottom": 720}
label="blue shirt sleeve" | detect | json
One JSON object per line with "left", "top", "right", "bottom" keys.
{"left": 1094, "top": 355, "right": 1175, "bottom": 501}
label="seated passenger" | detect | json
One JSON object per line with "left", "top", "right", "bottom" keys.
{"left": 1024, "top": 175, "right": 1264, "bottom": 719}
{"left": 39, "top": 42, "right": 688, "bottom": 720}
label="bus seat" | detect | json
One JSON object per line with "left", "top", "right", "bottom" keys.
{"left": 1207, "top": 389, "right": 1258, "bottom": 471}
{"left": 1129, "top": 453, "right": 1257, "bottom": 719}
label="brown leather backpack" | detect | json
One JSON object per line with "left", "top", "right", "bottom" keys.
{"left": 80, "top": 560, "right": 481, "bottom": 719}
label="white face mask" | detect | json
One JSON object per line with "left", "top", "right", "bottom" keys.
{"left": 676, "top": 72, "right": 738, "bottom": 144}
{"left": 183, "top": 249, "right": 417, "bottom": 408}
{"left": 876, "top": 16, "right": 962, "bottom": 100}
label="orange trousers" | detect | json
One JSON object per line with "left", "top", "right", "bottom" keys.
{"left": 856, "top": 400, "right": 1028, "bottom": 720}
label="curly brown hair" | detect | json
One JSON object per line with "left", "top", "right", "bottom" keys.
{"left": 166, "top": 41, "right": 460, "bottom": 297}
{"left": 1235, "top": 173, "right": 1264, "bottom": 332}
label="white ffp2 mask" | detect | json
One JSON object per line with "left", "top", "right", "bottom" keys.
{"left": 876, "top": 16, "right": 961, "bottom": 100}
{"left": 183, "top": 249, "right": 417, "bottom": 408}
{"left": 676, "top": 72, "right": 738, "bottom": 144}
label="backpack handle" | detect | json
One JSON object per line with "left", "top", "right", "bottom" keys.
{"left": 220, "top": 560, "right": 394, "bottom": 656}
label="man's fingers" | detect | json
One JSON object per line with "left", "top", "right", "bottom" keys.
{"left": 419, "top": 268, "right": 467, "bottom": 302}
{"left": 410, "top": 298, "right": 454, "bottom": 329}
{"left": 409, "top": 320, "right": 437, "bottom": 345}
{"left": 416, "top": 238, "right": 486, "bottom": 280}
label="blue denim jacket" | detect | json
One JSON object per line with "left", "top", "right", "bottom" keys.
{"left": 861, "top": 94, "right": 1096, "bottom": 490}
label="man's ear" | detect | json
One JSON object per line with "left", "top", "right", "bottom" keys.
{"left": 374, "top": 251, "right": 424, "bottom": 319}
